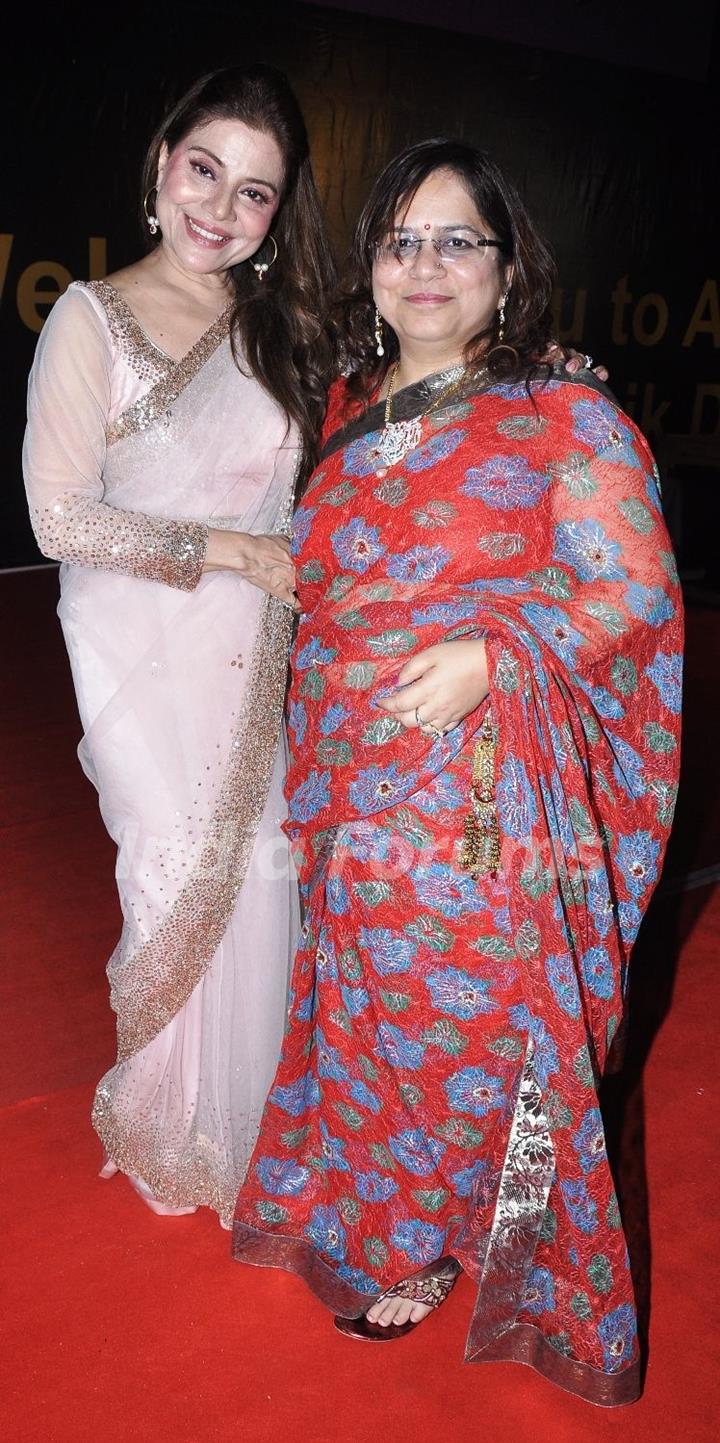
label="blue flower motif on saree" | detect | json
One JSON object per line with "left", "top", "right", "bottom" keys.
{"left": 523, "top": 1265, "right": 557, "bottom": 1314}
{"left": 291, "top": 505, "right": 317, "bottom": 551}
{"left": 331, "top": 517, "right": 386, "bottom": 573}
{"left": 624, "top": 582, "right": 675, "bottom": 627}
{"left": 451, "top": 1159, "right": 488, "bottom": 1196}
{"left": 519, "top": 602, "right": 586, "bottom": 668}
{"left": 255, "top": 1157, "right": 311, "bottom": 1196}
{"left": 305, "top": 1205, "right": 348, "bottom": 1260}
{"left": 390, "top": 1219, "right": 447, "bottom": 1263}
{"left": 348, "top": 1077, "right": 383, "bottom": 1113}
{"left": 461, "top": 454, "right": 550, "bottom": 509}
{"left": 497, "top": 754, "right": 538, "bottom": 839}
{"left": 319, "top": 702, "right": 351, "bottom": 735}
{"left": 572, "top": 1108, "right": 606, "bottom": 1174}
{"left": 342, "top": 431, "right": 385, "bottom": 478}
{"left": 570, "top": 398, "right": 640, "bottom": 466}
{"left": 336, "top": 1263, "right": 381, "bottom": 1293}
{"left": 269, "top": 1074, "right": 321, "bottom": 1117}
{"left": 616, "top": 830, "right": 660, "bottom": 897}
{"left": 326, "top": 875, "right": 350, "bottom": 915}
{"left": 597, "top": 1304, "right": 637, "bottom": 1370}
{"left": 355, "top": 1170, "right": 398, "bottom": 1203}
{"left": 295, "top": 635, "right": 336, "bottom": 670}
{"left": 358, "top": 927, "right": 417, "bottom": 976}
{"left": 288, "top": 699, "right": 307, "bottom": 747}
{"left": 445, "top": 1066, "right": 505, "bottom": 1118}
{"left": 579, "top": 682, "right": 626, "bottom": 720}
{"left": 388, "top": 1129, "right": 446, "bottom": 1176}
{"left": 554, "top": 518, "right": 626, "bottom": 583}
{"left": 413, "top": 771, "right": 465, "bottom": 815}
{"left": 561, "top": 1178, "right": 598, "bottom": 1234}
{"left": 581, "top": 946, "right": 615, "bottom": 1000}
{"left": 405, "top": 428, "right": 466, "bottom": 471}
{"left": 411, "top": 600, "right": 478, "bottom": 626}
{"left": 386, "top": 544, "right": 452, "bottom": 583}
{"left": 585, "top": 869, "right": 616, "bottom": 939}
{"left": 645, "top": 650, "right": 682, "bottom": 713}
{"left": 426, "top": 967, "right": 498, "bottom": 1021}
{"left": 545, "top": 953, "right": 582, "bottom": 1018}
{"left": 349, "top": 763, "right": 418, "bottom": 814}
{"left": 411, "top": 860, "right": 486, "bottom": 919}
{"left": 341, "top": 821, "right": 395, "bottom": 863}
{"left": 376, "top": 1021, "right": 426, "bottom": 1071}
{"left": 341, "top": 985, "right": 371, "bottom": 1017}
{"left": 288, "top": 768, "right": 331, "bottom": 824}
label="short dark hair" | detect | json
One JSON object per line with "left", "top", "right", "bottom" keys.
{"left": 141, "top": 65, "right": 336, "bottom": 481}
{"left": 335, "top": 137, "right": 556, "bottom": 405}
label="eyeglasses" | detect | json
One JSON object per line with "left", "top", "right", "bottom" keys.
{"left": 373, "top": 228, "right": 504, "bottom": 267}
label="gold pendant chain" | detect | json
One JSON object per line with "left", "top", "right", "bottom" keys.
{"left": 374, "top": 360, "right": 483, "bottom": 473}
{"left": 383, "top": 360, "right": 470, "bottom": 427}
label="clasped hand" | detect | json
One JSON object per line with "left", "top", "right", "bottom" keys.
{"left": 376, "top": 637, "right": 489, "bottom": 734}
{"left": 204, "top": 528, "right": 299, "bottom": 609}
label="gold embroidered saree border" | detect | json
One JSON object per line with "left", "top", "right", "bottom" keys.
{"left": 81, "top": 280, "right": 232, "bottom": 447}
{"left": 101, "top": 586, "right": 294, "bottom": 1065}
{"left": 92, "top": 1088, "right": 242, "bottom": 1224}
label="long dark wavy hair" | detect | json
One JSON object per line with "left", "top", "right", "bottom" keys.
{"left": 141, "top": 65, "right": 336, "bottom": 482}
{"left": 335, "top": 137, "right": 556, "bottom": 408}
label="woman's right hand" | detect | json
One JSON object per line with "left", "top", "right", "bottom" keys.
{"left": 203, "top": 529, "right": 299, "bottom": 608}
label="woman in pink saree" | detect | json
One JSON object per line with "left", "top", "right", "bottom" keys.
{"left": 22, "top": 67, "right": 334, "bottom": 1225}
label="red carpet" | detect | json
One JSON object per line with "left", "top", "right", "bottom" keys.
{"left": 1, "top": 569, "right": 719, "bottom": 1443}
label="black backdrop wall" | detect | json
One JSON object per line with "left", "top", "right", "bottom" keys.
{"left": 2, "top": 1, "right": 718, "bottom": 577}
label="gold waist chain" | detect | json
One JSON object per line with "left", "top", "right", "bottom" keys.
{"left": 459, "top": 709, "right": 500, "bottom": 879}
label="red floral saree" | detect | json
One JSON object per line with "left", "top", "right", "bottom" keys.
{"left": 233, "top": 369, "right": 683, "bottom": 1405}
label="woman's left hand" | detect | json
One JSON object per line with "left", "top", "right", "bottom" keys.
{"left": 376, "top": 638, "right": 489, "bottom": 736}
{"left": 545, "top": 341, "right": 609, "bottom": 383}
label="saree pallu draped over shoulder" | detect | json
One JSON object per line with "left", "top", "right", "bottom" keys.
{"left": 232, "top": 371, "right": 683, "bottom": 1402}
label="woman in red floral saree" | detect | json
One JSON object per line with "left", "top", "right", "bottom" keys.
{"left": 233, "top": 140, "right": 683, "bottom": 1406}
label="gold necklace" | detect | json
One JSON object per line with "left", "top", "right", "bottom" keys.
{"left": 373, "top": 361, "right": 475, "bottom": 473}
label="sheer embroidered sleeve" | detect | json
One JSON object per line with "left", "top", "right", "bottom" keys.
{"left": 22, "top": 287, "right": 208, "bottom": 590}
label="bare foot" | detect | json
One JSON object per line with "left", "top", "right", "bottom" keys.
{"left": 366, "top": 1295, "right": 434, "bottom": 1328}
{"left": 127, "top": 1172, "right": 197, "bottom": 1217}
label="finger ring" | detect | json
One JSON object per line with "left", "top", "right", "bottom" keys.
{"left": 583, "top": 353, "right": 593, "bottom": 369}
{"left": 415, "top": 706, "right": 425, "bottom": 728}
{"left": 421, "top": 719, "right": 446, "bottom": 741}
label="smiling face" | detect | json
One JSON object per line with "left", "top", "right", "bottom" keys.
{"left": 154, "top": 117, "right": 285, "bottom": 278}
{"left": 372, "top": 167, "right": 513, "bottom": 371}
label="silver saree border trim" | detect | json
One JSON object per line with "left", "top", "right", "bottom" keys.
{"left": 466, "top": 1039, "right": 556, "bottom": 1358}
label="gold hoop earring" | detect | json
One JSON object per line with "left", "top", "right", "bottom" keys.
{"left": 252, "top": 235, "right": 278, "bottom": 280}
{"left": 143, "top": 187, "right": 159, "bottom": 236}
{"left": 374, "top": 305, "right": 385, "bottom": 358}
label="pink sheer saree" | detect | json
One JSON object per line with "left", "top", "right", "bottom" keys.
{"left": 23, "top": 281, "right": 301, "bottom": 1223}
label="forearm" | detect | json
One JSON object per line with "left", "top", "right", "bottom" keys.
{"left": 30, "top": 491, "right": 208, "bottom": 591}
